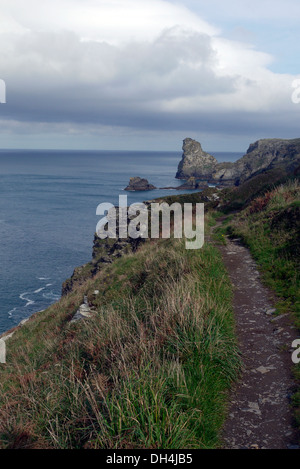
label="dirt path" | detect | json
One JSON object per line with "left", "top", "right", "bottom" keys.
{"left": 216, "top": 233, "right": 299, "bottom": 449}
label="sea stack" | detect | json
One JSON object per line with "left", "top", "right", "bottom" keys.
{"left": 124, "top": 177, "right": 157, "bottom": 191}
{"left": 176, "top": 138, "right": 218, "bottom": 180}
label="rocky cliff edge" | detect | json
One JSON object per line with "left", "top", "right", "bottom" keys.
{"left": 176, "top": 137, "right": 300, "bottom": 186}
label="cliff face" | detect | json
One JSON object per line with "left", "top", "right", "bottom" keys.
{"left": 62, "top": 209, "right": 145, "bottom": 296}
{"left": 231, "top": 138, "right": 300, "bottom": 184}
{"left": 176, "top": 138, "right": 300, "bottom": 186}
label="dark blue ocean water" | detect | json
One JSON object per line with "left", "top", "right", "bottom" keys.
{"left": 0, "top": 149, "right": 242, "bottom": 333}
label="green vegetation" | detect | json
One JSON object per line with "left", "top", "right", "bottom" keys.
{"left": 225, "top": 179, "right": 300, "bottom": 428}
{"left": 1, "top": 170, "right": 299, "bottom": 449}
{"left": 152, "top": 186, "right": 220, "bottom": 211}
{"left": 206, "top": 212, "right": 230, "bottom": 245}
{"left": 227, "top": 179, "right": 300, "bottom": 324}
{"left": 220, "top": 168, "right": 291, "bottom": 213}
{"left": 0, "top": 237, "right": 240, "bottom": 449}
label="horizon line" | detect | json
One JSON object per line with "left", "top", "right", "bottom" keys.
{"left": 0, "top": 147, "right": 245, "bottom": 153}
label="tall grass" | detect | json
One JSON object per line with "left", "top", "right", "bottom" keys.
{"left": 0, "top": 238, "right": 240, "bottom": 449}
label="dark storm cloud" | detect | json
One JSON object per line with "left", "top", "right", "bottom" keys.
{"left": 1, "top": 28, "right": 238, "bottom": 127}
{"left": 1, "top": 0, "right": 299, "bottom": 148}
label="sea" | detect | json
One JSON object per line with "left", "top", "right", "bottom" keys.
{"left": 0, "top": 149, "right": 242, "bottom": 334}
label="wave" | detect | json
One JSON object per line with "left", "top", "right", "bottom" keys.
{"left": 5, "top": 282, "right": 59, "bottom": 332}
{"left": 8, "top": 307, "right": 17, "bottom": 318}
{"left": 19, "top": 279, "right": 57, "bottom": 307}
{"left": 33, "top": 287, "right": 46, "bottom": 294}
{"left": 19, "top": 292, "right": 35, "bottom": 307}
{"left": 42, "top": 291, "right": 60, "bottom": 301}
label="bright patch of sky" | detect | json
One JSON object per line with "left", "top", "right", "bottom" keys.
{"left": 180, "top": 0, "right": 300, "bottom": 74}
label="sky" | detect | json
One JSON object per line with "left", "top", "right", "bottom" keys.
{"left": 0, "top": 0, "right": 300, "bottom": 151}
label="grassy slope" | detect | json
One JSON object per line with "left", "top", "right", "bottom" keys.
{"left": 226, "top": 180, "right": 300, "bottom": 325}
{"left": 1, "top": 173, "right": 298, "bottom": 449}
{"left": 0, "top": 236, "right": 240, "bottom": 449}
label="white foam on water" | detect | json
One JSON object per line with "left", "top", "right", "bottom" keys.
{"left": 8, "top": 307, "right": 17, "bottom": 318}
{"left": 42, "top": 291, "right": 60, "bottom": 301}
{"left": 19, "top": 292, "right": 35, "bottom": 307}
{"left": 34, "top": 287, "right": 46, "bottom": 294}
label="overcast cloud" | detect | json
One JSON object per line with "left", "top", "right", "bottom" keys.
{"left": 0, "top": 0, "right": 299, "bottom": 151}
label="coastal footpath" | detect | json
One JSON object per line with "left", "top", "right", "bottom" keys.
{"left": 0, "top": 138, "right": 299, "bottom": 449}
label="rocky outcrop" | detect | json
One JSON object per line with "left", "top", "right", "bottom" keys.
{"left": 62, "top": 207, "right": 146, "bottom": 296}
{"left": 233, "top": 138, "right": 300, "bottom": 184}
{"left": 160, "top": 178, "right": 208, "bottom": 190}
{"left": 176, "top": 137, "right": 300, "bottom": 186}
{"left": 178, "top": 178, "right": 209, "bottom": 190}
{"left": 124, "top": 177, "right": 156, "bottom": 191}
{"left": 211, "top": 162, "right": 240, "bottom": 186}
{"left": 70, "top": 295, "right": 95, "bottom": 322}
{"left": 176, "top": 138, "right": 218, "bottom": 180}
